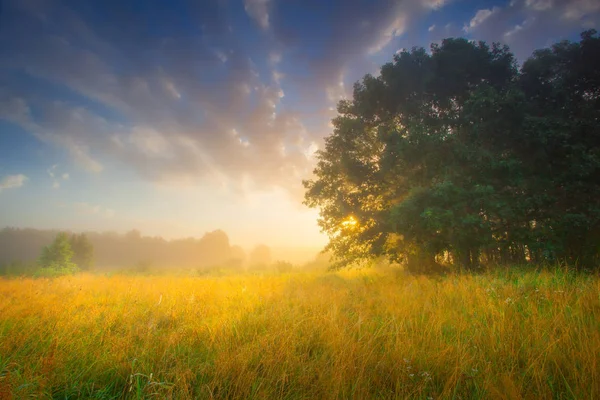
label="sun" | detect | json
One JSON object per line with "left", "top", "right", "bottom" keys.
{"left": 341, "top": 216, "right": 358, "bottom": 228}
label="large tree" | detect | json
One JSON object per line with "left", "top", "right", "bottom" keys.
{"left": 304, "top": 31, "right": 600, "bottom": 272}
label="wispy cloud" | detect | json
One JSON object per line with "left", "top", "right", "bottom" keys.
{"left": 464, "top": 8, "right": 500, "bottom": 32}
{"left": 244, "top": 0, "right": 271, "bottom": 30}
{"left": 0, "top": 0, "right": 597, "bottom": 201}
{"left": 0, "top": 174, "right": 28, "bottom": 192}
{"left": 73, "top": 202, "right": 115, "bottom": 219}
{"left": 461, "top": 0, "right": 600, "bottom": 59}
{"left": 47, "top": 164, "right": 70, "bottom": 188}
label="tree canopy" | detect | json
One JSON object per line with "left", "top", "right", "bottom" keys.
{"left": 304, "top": 30, "right": 600, "bottom": 272}
{"left": 70, "top": 233, "right": 94, "bottom": 270}
{"left": 38, "top": 232, "right": 78, "bottom": 275}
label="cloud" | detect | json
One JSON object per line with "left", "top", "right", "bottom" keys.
{"left": 47, "top": 165, "right": 57, "bottom": 179}
{"left": 0, "top": 174, "right": 28, "bottom": 192}
{"left": 244, "top": 0, "right": 271, "bottom": 29}
{"left": 47, "top": 164, "right": 60, "bottom": 188}
{"left": 46, "top": 164, "right": 70, "bottom": 189}
{"left": 0, "top": 0, "right": 597, "bottom": 202}
{"left": 464, "top": 8, "right": 500, "bottom": 32}
{"left": 563, "top": 0, "right": 600, "bottom": 20}
{"left": 0, "top": 0, "right": 323, "bottom": 199}
{"left": 73, "top": 202, "right": 115, "bottom": 219}
{"left": 525, "top": 0, "right": 553, "bottom": 12}
{"left": 462, "top": 0, "right": 600, "bottom": 60}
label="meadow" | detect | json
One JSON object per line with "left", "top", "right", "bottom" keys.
{"left": 0, "top": 267, "right": 599, "bottom": 399}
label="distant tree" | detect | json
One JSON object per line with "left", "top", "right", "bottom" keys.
{"left": 227, "top": 245, "right": 247, "bottom": 269}
{"left": 125, "top": 229, "right": 142, "bottom": 241}
{"left": 198, "top": 230, "right": 231, "bottom": 267}
{"left": 249, "top": 244, "right": 272, "bottom": 268}
{"left": 275, "top": 260, "right": 294, "bottom": 273}
{"left": 70, "top": 233, "right": 94, "bottom": 270}
{"left": 38, "top": 232, "right": 78, "bottom": 276}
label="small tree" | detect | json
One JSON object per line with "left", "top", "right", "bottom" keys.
{"left": 70, "top": 233, "right": 94, "bottom": 270}
{"left": 37, "top": 232, "right": 78, "bottom": 276}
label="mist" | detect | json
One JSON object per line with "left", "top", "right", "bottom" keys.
{"left": 0, "top": 227, "right": 325, "bottom": 273}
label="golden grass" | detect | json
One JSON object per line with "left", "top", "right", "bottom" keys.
{"left": 0, "top": 268, "right": 599, "bottom": 399}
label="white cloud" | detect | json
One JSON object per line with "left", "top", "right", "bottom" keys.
{"left": 368, "top": 14, "right": 408, "bottom": 54}
{"left": 464, "top": 8, "right": 500, "bottom": 32}
{"left": 244, "top": 0, "right": 270, "bottom": 29}
{"left": 0, "top": 174, "right": 28, "bottom": 192}
{"left": 563, "top": 0, "right": 600, "bottom": 20}
{"left": 162, "top": 80, "right": 181, "bottom": 100}
{"left": 128, "top": 127, "right": 173, "bottom": 158}
{"left": 504, "top": 22, "right": 525, "bottom": 39}
{"left": 47, "top": 164, "right": 57, "bottom": 179}
{"left": 272, "top": 70, "right": 284, "bottom": 84}
{"left": 47, "top": 164, "right": 61, "bottom": 188}
{"left": 67, "top": 142, "right": 104, "bottom": 172}
{"left": 525, "top": 0, "right": 553, "bottom": 11}
{"left": 428, "top": 24, "right": 436, "bottom": 32}
{"left": 422, "top": 0, "right": 449, "bottom": 10}
{"left": 62, "top": 173, "right": 69, "bottom": 180}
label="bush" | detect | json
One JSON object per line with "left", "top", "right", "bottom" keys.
{"left": 35, "top": 262, "right": 79, "bottom": 278}
{"left": 275, "top": 260, "right": 294, "bottom": 273}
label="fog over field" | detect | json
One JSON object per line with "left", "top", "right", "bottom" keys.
{"left": 1, "top": 0, "right": 599, "bottom": 398}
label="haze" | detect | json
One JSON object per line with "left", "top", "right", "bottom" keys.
{"left": 0, "top": 0, "right": 596, "bottom": 252}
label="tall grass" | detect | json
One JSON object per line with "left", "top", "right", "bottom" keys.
{"left": 0, "top": 267, "right": 598, "bottom": 399}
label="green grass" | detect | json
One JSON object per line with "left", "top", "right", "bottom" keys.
{"left": 0, "top": 266, "right": 598, "bottom": 399}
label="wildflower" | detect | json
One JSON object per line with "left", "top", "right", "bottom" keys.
{"left": 410, "top": 374, "right": 414, "bottom": 377}
{"left": 504, "top": 297, "right": 513, "bottom": 304}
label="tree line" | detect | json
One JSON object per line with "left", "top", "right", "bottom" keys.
{"left": 304, "top": 30, "right": 600, "bottom": 273}
{"left": 0, "top": 227, "right": 274, "bottom": 275}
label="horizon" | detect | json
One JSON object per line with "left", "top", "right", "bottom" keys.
{"left": 1, "top": 0, "right": 598, "bottom": 248}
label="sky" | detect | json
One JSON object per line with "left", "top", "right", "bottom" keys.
{"left": 0, "top": 0, "right": 598, "bottom": 249}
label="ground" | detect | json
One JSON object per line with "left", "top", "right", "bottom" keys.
{"left": 0, "top": 267, "right": 598, "bottom": 399}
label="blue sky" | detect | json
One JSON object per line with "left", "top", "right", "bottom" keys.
{"left": 0, "top": 0, "right": 598, "bottom": 249}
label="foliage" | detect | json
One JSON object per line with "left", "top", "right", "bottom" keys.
{"left": 37, "top": 232, "right": 78, "bottom": 276}
{"left": 304, "top": 31, "right": 600, "bottom": 271}
{"left": 69, "top": 233, "right": 94, "bottom": 270}
{"left": 0, "top": 268, "right": 598, "bottom": 398}
{"left": 274, "top": 260, "right": 294, "bottom": 273}
{"left": 0, "top": 261, "right": 38, "bottom": 276}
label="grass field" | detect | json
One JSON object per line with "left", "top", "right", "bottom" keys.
{"left": 0, "top": 267, "right": 599, "bottom": 399}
